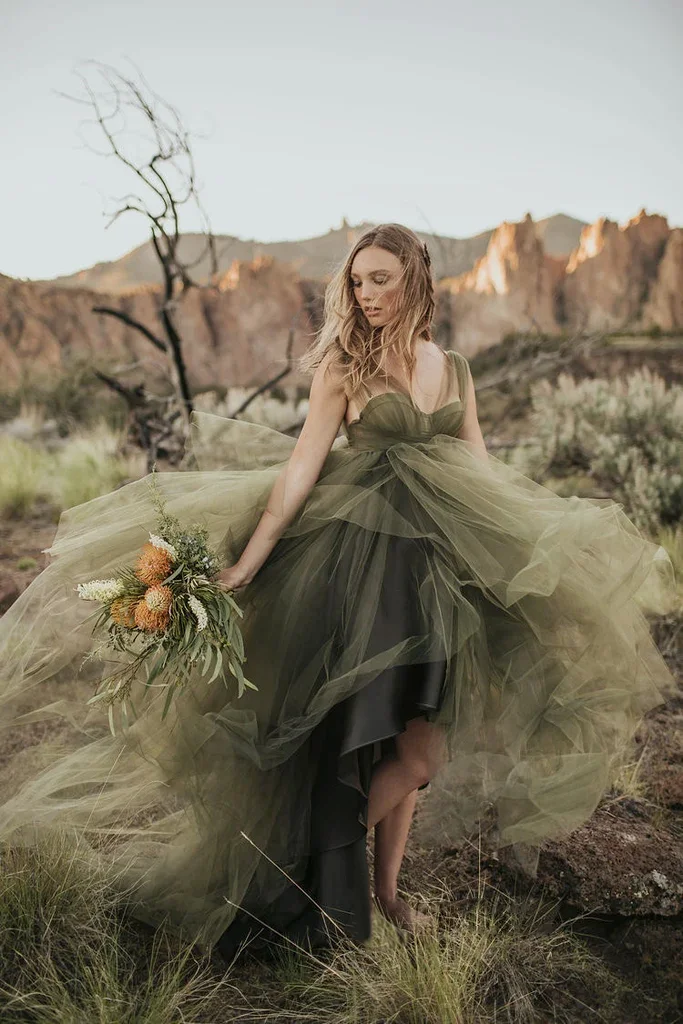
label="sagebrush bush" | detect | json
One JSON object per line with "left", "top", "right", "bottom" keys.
{"left": 506, "top": 368, "right": 683, "bottom": 533}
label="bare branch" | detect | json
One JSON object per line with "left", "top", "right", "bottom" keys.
{"left": 230, "top": 326, "right": 297, "bottom": 416}
{"left": 92, "top": 307, "right": 167, "bottom": 352}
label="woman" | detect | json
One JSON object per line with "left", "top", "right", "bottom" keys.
{"left": 0, "top": 224, "right": 676, "bottom": 963}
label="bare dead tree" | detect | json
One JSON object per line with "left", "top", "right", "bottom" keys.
{"left": 91, "top": 369, "right": 185, "bottom": 472}
{"left": 57, "top": 61, "right": 219, "bottom": 432}
{"left": 57, "top": 60, "right": 298, "bottom": 466}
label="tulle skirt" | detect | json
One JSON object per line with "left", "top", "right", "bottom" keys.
{"left": 0, "top": 409, "right": 676, "bottom": 952}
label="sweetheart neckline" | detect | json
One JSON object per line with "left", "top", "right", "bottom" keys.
{"left": 344, "top": 349, "right": 465, "bottom": 431}
{"left": 344, "top": 391, "right": 464, "bottom": 431}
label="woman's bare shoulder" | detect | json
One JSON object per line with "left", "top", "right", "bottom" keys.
{"left": 312, "top": 346, "right": 349, "bottom": 397}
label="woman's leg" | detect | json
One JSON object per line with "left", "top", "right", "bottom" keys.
{"left": 373, "top": 788, "right": 418, "bottom": 903}
{"left": 373, "top": 788, "right": 433, "bottom": 931}
{"left": 367, "top": 717, "right": 446, "bottom": 931}
{"left": 372, "top": 779, "right": 436, "bottom": 934}
{"left": 366, "top": 716, "right": 447, "bottom": 830}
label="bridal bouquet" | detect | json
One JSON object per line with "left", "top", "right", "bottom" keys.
{"left": 76, "top": 473, "right": 254, "bottom": 734}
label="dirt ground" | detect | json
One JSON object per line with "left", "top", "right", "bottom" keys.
{"left": 2, "top": 505, "right": 682, "bottom": 1023}
{"left": 0, "top": 502, "right": 57, "bottom": 603}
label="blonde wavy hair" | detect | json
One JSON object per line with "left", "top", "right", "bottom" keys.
{"left": 297, "top": 223, "right": 436, "bottom": 401}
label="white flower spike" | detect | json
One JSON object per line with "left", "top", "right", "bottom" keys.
{"left": 148, "top": 533, "right": 179, "bottom": 561}
{"left": 76, "top": 579, "right": 126, "bottom": 602}
{"left": 188, "top": 595, "right": 208, "bottom": 632}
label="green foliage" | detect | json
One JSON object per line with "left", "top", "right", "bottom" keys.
{"left": 0, "top": 426, "right": 146, "bottom": 519}
{"left": 0, "top": 437, "right": 47, "bottom": 518}
{"left": 0, "top": 839, "right": 625, "bottom": 1023}
{"left": 15, "top": 557, "right": 37, "bottom": 571}
{"left": 234, "top": 882, "right": 622, "bottom": 1023}
{"left": 52, "top": 423, "right": 144, "bottom": 510}
{"left": 148, "top": 474, "right": 221, "bottom": 579}
{"left": 0, "top": 837, "right": 228, "bottom": 1022}
{"left": 0, "top": 354, "right": 128, "bottom": 432}
{"left": 506, "top": 368, "right": 683, "bottom": 534}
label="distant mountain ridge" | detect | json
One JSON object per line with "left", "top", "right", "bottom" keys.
{"left": 39, "top": 214, "right": 587, "bottom": 294}
{"left": 4, "top": 208, "right": 680, "bottom": 394}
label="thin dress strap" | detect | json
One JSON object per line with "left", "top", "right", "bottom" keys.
{"left": 448, "top": 350, "right": 469, "bottom": 410}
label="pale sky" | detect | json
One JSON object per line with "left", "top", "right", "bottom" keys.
{"left": 2, "top": 0, "right": 681, "bottom": 280}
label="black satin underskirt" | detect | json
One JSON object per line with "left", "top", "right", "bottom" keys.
{"left": 215, "top": 531, "right": 448, "bottom": 963}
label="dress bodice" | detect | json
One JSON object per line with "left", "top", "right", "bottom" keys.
{"left": 342, "top": 349, "right": 468, "bottom": 451}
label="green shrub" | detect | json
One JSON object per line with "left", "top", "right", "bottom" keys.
{"left": 0, "top": 437, "right": 49, "bottom": 518}
{"left": 15, "top": 557, "right": 37, "bottom": 571}
{"left": 0, "top": 355, "right": 128, "bottom": 432}
{"left": 506, "top": 368, "right": 683, "bottom": 533}
{"left": 0, "top": 425, "right": 147, "bottom": 519}
{"left": 51, "top": 422, "right": 146, "bottom": 510}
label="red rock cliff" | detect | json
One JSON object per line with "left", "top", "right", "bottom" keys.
{"left": 0, "top": 256, "right": 323, "bottom": 390}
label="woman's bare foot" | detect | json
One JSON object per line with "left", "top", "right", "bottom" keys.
{"left": 373, "top": 893, "right": 431, "bottom": 934}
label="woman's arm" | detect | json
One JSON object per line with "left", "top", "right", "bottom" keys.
{"left": 457, "top": 359, "right": 488, "bottom": 462}
{"left": 216, "top": 351, "right": 348, "bottom": 590}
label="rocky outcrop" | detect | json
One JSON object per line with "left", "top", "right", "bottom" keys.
{"left": 441, "top": 208, "right": 681, "bottom": 354}
{"left": 642, "top": 227, "right": 683, "bottom": 330}
{"left": 561, "top": 209, "right": 670, "bottom": 332}
{"left": 439, "top": 214, "right": 565, "bottom": 357}
{"left": 0, "top": 258, "right": 324, "bottom": 391}
{"left": 1, "top": 210, "right": 681, "bottom": 386}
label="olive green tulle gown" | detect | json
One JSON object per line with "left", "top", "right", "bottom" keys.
{"left": 0, "top": 350, "right": 677, "bottom": 958}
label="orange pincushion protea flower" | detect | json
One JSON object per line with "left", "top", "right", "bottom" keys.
{"left": 135, "top": 542, "right": 173, "bottom": 586}
{"left": 134, "top": 584, "right": 173, "bottom": 632}
{"left": 110, "top": 597, "right": 137, "bottom": 628}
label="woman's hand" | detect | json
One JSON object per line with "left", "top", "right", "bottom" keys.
{"left": 214, "top": 563, "right": 254, "bottom": 593}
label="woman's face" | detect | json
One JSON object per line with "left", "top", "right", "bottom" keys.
{"left": 350, "top": 246, "right": 404, "bottom": 328}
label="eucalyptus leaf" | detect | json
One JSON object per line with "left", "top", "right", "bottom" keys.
{"left": 207, "top": 648, "right": 225, "bottom": 685}
{"left": 161, "top": 683, "right": 176, "bottom": 721}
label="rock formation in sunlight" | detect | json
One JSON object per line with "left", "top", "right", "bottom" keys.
{"left": 1, "top": 209, "right": 681, "bottom": 387}
{"left": 440, "top": 208, "right": 681, "bottom": 355}
{"left": 439, "top": 214, "right": 565, "bottom": 357}
{"left": 561, "top": 210, "right": 670, "bottom": 332}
